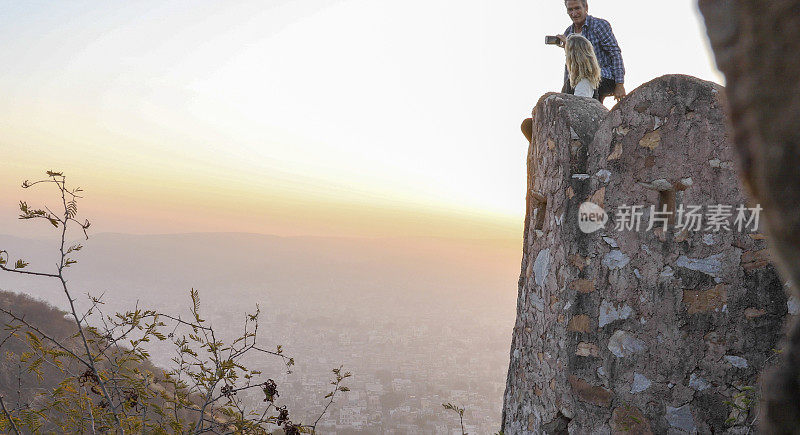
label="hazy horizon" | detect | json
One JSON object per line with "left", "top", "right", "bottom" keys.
{"left": 1, "top": 0, "right": 721, "bottom": 241}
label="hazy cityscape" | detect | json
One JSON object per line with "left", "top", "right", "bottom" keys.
{"left": 0, "top": 231, "right": 519, "bottom": 433}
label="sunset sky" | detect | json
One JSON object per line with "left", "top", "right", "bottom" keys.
{"left": 0, "top": 0, "right": 723, "bottom": 239}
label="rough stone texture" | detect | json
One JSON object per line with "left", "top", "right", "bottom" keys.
{"left": 502, "top": 76, "right": 790, "bottom": 434}
{"left": 698, "top": 2, "right": 800, "bottom": 431}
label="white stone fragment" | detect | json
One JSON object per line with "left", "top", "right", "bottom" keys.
{"left": 533, "top": 249, "right": 551, "bottom": 287}
{"left": 689, "top": 373, "right": 711, "bottom": 391}
{"left": 608, "top": 330, "right": 646, "bottom": 357}
{"left": 650, "top": 179, "right": 673, "bottom": 191}
{"left": 676, "top": 253, "right": 725, "bottom": 277}
{"left": 703, "top": 234, "right": 715, "bottom": 245}
{"left": 660, "top": 266, "right": 675, "bottom": 277}
{"left": 788, "top": 296, "right": 799, "bottom": 315}
{"left": 595, "top": 169, "right": 612, "bottom": 183}
{"left": 724, "top": 355, "right": 749, "bottom": 368}
{"left": 602, "top": 237, "right": 619, "bottom": 248}
{"left": 571, "top": 173, "right": 590, "bottom": 180}
{"left": 709, "top": 158, "right": 721, "bottom": 168}
{"left": 666, "top": 405, "right": 696, "bottom": 433}
{"left": 631, "top": 372, "right": 652, "bottom": 393}
{"left": 599, "top": 300, "right": 634, "bottom": 328}
{"left": 603, "top": 250, "right": 630, "bottom": 270}
{"left": 634, "top": 269, "right": 643, "bottom": 279}
{"left": 530, "top": 294, "right": 545, "bottom": 311}
{"left": 680, "top": 177, "right": 694, "bottom": 187}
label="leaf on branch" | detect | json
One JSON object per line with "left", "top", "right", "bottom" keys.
{"left": 14, "top": 259, "right": 29, "bottom": 269}
{"left": 66, "top": 200, "right": 78, "bottom": 219}
{"left": 190, "top": 288, "right": 200, "bottom": 313}
{"left": 46, "top": 170, "right": 63, "bottom": 177}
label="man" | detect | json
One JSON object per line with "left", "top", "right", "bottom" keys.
{"left": 558, "top": 0, "right": 626, "bottom": 102}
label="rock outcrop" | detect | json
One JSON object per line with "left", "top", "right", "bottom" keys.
{"left": 698, "top": 1, "right": 800, "bottom": 431}
{"left": 503, "top": 75, "right": 791, "bottom": 433}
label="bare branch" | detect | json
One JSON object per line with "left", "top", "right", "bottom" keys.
{"left": 0, "top": 396, "right": 20, "bottom": 435}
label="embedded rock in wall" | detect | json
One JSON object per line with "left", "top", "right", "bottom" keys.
{"left": 502, "top": 75, "right": 790, "bottom": 434}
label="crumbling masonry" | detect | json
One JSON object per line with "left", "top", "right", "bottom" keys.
{"left": 502, "top": 75, "right": 794, "bottom": 433}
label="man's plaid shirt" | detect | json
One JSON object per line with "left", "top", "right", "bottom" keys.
{"left": 563, "top": 15, "right": 625, "bottom": 84}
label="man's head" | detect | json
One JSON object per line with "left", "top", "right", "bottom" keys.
{"left": 565, "top": 0, "right": 588, "bottom": 27}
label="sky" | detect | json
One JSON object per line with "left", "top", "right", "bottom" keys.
{"left": 0, "top": 0, "right": 723, "bottom": 240}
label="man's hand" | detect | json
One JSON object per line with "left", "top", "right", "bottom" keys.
{"left": 556, "top": 34, "right": 566, "bottom": 48}
{"left": 613, "top": 83, "right": 626, "bottom": 101}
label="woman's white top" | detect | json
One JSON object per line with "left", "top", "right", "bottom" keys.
{"left": 574, "top": 78, "right": 595, "bottom": 98}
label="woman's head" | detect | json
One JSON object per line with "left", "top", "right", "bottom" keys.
{"left": 565, "top": 34, "right": 601, "bottom": 89}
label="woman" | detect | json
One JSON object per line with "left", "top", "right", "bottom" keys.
{"left": 564, "top": 34, "right": 602, "bottom": 99}
{"left": 520, "top": 34, "right": 603, "bottom": 144}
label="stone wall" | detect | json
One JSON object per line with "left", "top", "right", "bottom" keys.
{"left": 503, "top": 75, "right": 792, "bottom": 434}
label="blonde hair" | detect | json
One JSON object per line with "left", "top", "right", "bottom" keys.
{"left": 565, "top": 34, "right": 601, "bottom": 89}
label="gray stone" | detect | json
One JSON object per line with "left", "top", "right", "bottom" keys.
{"left": 530, "top": 293, "right": 545, "bottom": 312}
{"left": 651, "top": 178, "right": 673, "bottom": 191}
{"left": 788, "top": 295, "right": 799, "bottom": 315}
{"left": 703, "top": 234, "right": 715, "bottom": 245}
{"left": 607, "top": 330, "right": 646, "bottom": 357}
{"left": 689, "top": 373, "right": 711, "bottom": 391}
{"left": 602, "top": 236, "right": 619, "bottom": 248}
{"left": 724, "top": 355, "right": 748, "bottom": 368}
{"left": 599, "top": 299, "right": 634, "bottom": 328}
{"left": 631, "top": 372, "right": 651, "bottom": 393}
{"left": 602, "top": 250, "right": 630, "bottom": 270}
{"left": 660, "top": 266, "right": 675, "bottom": 277}
{"left": 666, "top": 404, "right": 696, "bottom": 433}
{"left": 595, "top": 169, "right": 612, "bottom": 183}
{"left": 676, "top": 253, "right": 725, "bottom": 277}
{"left": 533, "top": 249, "right": 551, "bottom": 287}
